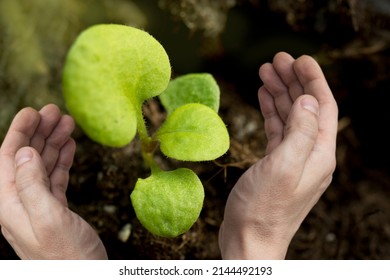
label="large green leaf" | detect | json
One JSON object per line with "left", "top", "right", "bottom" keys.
{"left": 159, "top": 73, "right": 220, "bottom": 114}
{"left": 62, "top": 24, "right": 171, "bottom": 147}
{"left": 130, "top": 168, "right": 204, "bottom": 237}
{"left": 155, "top": 103, "right": 230, "bottom": 161}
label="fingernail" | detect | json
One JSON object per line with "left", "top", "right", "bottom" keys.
{"left": 301, "top": 97, "right": 319, "bottom": 115}
{"left": 15, "top": 148, "right": 33, "bottom": 167}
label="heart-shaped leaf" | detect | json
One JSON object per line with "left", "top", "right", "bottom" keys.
{"left": 62, "top": 24, "right": 171, "bottom": 147}
{"left": 155, "top": 103, "right": 230, "bottom": 161}
{"left": 130, "top": 168, "right": 204, "bottom": 237}
{"left": 159, "top": 73, "right": 220, "bottom": 114}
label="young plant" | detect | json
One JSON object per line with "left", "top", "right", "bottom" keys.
{"left": 62, "top": 24, "right": 229, "bottom": 238}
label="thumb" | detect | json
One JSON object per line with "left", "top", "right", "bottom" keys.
{"left": 15, "top": 147, "right": 56, "bottom": 218}
{"left": 273, "top": 95, "right": 319, "bottom": 174}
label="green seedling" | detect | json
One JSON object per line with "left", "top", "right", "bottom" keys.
{"left": 62, "top": 24, "right": 229, "bottom": 237}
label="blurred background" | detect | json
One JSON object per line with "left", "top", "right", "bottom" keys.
{"left": 0, "top": 0, "right": 389, "bottom": 259}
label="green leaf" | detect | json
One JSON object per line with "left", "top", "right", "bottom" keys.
{"left": 130, "top": 168, "right": 204, "bottom": 238}
{"left": 62, "top": 24, "right": 171, "bottom": 147}
{"left": 155, "top": 103, "right": 230, "bottom": 161}
{"left": 159, "top": 73, "right": 220, "bottom": 114}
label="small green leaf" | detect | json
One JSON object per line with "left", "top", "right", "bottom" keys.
{"left": 155, "top": 103, "right": 230, "bottom": 161}
{"left": 62, "top": 24, "right": 171, "bottom": 147}
{"left": 159, "top": 73, "right": 220, "bottom": 114}
{"left": 130, "top": 168, "right": 204, "bottom": 237}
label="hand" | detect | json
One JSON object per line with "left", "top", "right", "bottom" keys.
{"left": 219, "top": 52, "right": 338, "bottom": 259}
{"left": 0, "top": 104, "right": 107, "bottom": 259}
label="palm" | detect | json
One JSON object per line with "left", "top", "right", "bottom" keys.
{"left": 219, "top": 52, "right": 338, "bottom": 259}
{"left": 0, "top": 104, "right": 107, "bottom": 259}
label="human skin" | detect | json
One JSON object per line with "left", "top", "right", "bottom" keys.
{"left": 0, "top": 104, "right": 107, "bottom": 259}
{"left": 219, "top": 52, "right": 338, "bottom": 259}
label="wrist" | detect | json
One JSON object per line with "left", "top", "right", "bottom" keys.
{"left": 219, "top": 221, "right": 294, "bottom": 260}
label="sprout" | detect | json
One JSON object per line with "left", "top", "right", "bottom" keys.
{"left": 62, "top": 24, "right": 230, "bottom": 237}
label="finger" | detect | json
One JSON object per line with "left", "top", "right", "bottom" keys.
{"left": 0, "top": 108, "right": 40, "bottom": 154}
{"left": 272, "top": 52, "right": 304, "bottom": 101}
{"left": 14, "top": 147, "right": 61, "bottom": 221}
{"left": 0, "top": 108, "right": 40, "bottom": 189}
{"left": 270, "top": 95, "right": 319, "bottom": 187}
{"left": 40, "top": 115, "right": 75, "bottom": 175}
{"left": 50, "top": 138, "right": 76, "bottom": 206}
{"left": 258, "top": 86, "right": 284, "bottom": 154}
{"left": 259, "top": 62, "right": 293, "bottom": 123}
{"left": 29, "top": 104, "right": 62, "bottom": 154}
{"left": 293, "top": 55, "right": 338, "bottom": 152}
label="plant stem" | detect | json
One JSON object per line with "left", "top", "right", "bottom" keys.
{"left": 137, "top": 106, "right": 151, "bottom": 143}
{"left": 142, "top": 149, "right": 161, "bottom": 174}
{"left": 136, "top": 103, "right": 161, "bottom": 173}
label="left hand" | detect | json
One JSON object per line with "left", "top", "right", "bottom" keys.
{"left": 0, "top": 104, "right": 107, "bottom": 259}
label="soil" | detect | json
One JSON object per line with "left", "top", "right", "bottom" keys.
{"left": 1, "top": 1, "right": 389, "bottom": 260}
